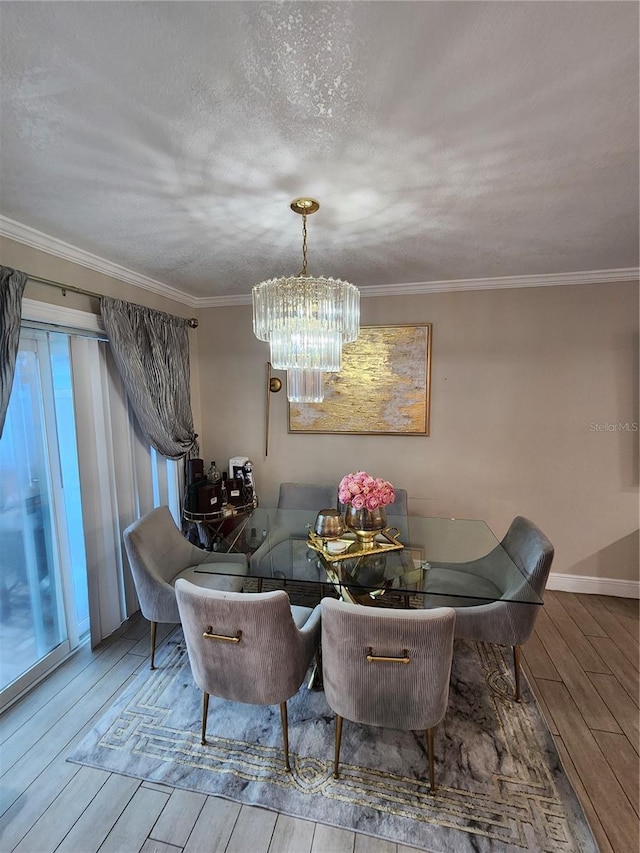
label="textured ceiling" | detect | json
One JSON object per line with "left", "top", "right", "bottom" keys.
{"left": 1, "top": 1, "right": 638, "bottom": 300}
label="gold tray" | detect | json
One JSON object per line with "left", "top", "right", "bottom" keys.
{"left": 307, "top": 528, "right": 404, "bottom": 563}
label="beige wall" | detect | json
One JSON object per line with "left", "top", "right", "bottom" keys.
{"left": 4, "top": 237, "right": 638, "bottom": 584}
{"left": 197, "top": 281, "right": 639, "bottom": 584}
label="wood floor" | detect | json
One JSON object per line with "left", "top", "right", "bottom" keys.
{"left": 1, "top": 591, "right": 637, "bottom": 853}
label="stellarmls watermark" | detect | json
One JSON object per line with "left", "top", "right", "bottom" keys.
{"left": 589, "top": 422, "right": 639, "bottom": 432}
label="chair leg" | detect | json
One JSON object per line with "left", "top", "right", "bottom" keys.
{"left": 280, "top": 701, "right": 291, "bottom": 773}
{"left": 513, "top": 645, "right": 522, "bottom": 702}
{"left": 201, "top": 692, "right": 209, "bottom": 745}
{"left": 426, "top": 727, "right": 436, "bottom": 793}
{"left": 149, "top": 621, "right": 157, "bottom": 670}
{"left": 333, "top": 714, "right": 343, "bottom": 779}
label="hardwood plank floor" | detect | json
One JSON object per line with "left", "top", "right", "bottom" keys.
{"left": 56, "top": 775, "right": 141, "bottom": 853}
{"left": 1, "top": 592, "right": 637, "bottom": 853}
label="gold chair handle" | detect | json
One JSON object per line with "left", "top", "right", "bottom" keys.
{"left": 366, "top": 647, "right": 410, "bottom": 664}
{"left": 203, "top": 628, "right": 242, "bottom": 643}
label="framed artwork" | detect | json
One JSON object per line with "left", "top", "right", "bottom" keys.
{"left": 288, "top": 324, "right": 432, "bottom": 435}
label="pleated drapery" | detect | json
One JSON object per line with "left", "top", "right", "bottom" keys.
{"left": 100, "top": 297, "right": 198, "bottom": 460}
{"left": 0, "top": 266, "right": 28, "bottom": 438}
{"left": 70, "top": 335, "right": 182, "bottom": 647}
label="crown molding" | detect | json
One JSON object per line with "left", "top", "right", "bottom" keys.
{"left": 196, "top": 293, "right": 254, "bottom": 308}
{"left": 3, "top": 214, "right": 637, "bottom": 310}
{"left": 0, "top": 215, "right": 199, "bottom": 309}
{"left": 356, "top": 268, "right": 640, "bottom": 298}
{"left": 196, "top": 267, "right": 639, "bottom": 307}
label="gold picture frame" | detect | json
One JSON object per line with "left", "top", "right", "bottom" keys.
{"left": 288, "top": 323, "right": 432, "bottom": 435}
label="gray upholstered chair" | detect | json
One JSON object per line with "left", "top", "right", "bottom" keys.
{"left": 320, "top": 598, "right": 456, "bottom": 791}
{"left": 280, "top": 482, "right": 408, "bottom": 515}
{"left": 386, "top": 487, "right": 409, "bottom": 516}
{"left": 424, "top": 516, "right": 554, "bottom": 701}
{"left": 123, "top": 506, "right": 248, "bottom": 669}
{"left": 250, "top": 482, "right": 337, "bottom": 575}
{"left": 175, "top": 581, "right": 321, "bottom": 772}
{"left": 277, "top": 482, "right": 337, "bottom": 510}
{"left": 382, "top": 487, "right": 409, "bottom": 540}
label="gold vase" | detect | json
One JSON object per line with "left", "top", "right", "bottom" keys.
{"left": 344, "top": 506, "right": 387, "bottom": 548}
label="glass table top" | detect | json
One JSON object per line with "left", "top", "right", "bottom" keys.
{"left": 191, "top": 508, "right": 543, "bottom": 607}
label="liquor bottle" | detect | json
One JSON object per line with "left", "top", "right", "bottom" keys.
{"left": 220, "top": 472, "right": 228, "bottom": 505}
{"left": 242, "top": 460, "right": 255, "bottom": 505}
{"left": 207, "top": 461, "right": 222, "bottom": 485}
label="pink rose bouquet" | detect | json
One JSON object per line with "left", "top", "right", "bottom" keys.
{"left": 338, "top": 471, "right": 395, "bottom": 512}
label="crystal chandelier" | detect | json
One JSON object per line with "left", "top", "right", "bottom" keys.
{"left": 252, "top": 198, "right": 360, "bottom": 403}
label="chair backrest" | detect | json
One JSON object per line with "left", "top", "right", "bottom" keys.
{"left": 501, "top": 516, "right": 554, "bottom": 596}
{"left": 321, "top": 599, "right": 456, "bottom": 732}
{"left": 387, "top": 488, "right": 408, "bottom": 516}
{"left": 384, "top": 488, "right": 409, "bottom": 539}
{"left": 175, "top": 581, "right": 313, "bottom": 706}
{"left": 124, "top": 505, "right": 220, "bottom": 624}
{"left": 278, "top": 482, "right": 337, "bottom": 511}
{"left": 123, "top": 505, "right": 200, "bottom": 590}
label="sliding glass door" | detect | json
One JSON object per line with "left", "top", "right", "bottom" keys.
{"left": 1, "top": 310, "right": 183, "bottom": 710}
{"left": 0, "top": 329, "right": 87, "bottom": 705}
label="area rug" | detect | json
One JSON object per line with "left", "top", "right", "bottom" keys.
{"left": 68, "top": 631, "right": 597, "bottom": 853}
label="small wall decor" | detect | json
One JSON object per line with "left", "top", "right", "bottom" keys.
{"left": 264, "top": 362, "right": 282, "bottom": 457}
{"left": 288, "top": 324, "right": 432, "bottom": 435}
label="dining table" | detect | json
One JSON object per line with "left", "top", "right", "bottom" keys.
{"left": 191, "top": 507, "right": 543, "bottom": 610}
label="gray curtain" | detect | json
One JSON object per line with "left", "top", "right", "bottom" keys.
{"left": 0, "top": 266, "right": 28, "bottom": 438}
{"left": 100, "top": 297, "right": 198, "bottom": 460}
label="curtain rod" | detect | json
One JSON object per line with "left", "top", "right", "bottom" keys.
{"left": 25, "top": 273, "right": 199, "bottom": 328}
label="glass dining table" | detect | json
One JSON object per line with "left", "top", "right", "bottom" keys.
{"left": 191, "top": 508, "right": 543, "bottom": 610}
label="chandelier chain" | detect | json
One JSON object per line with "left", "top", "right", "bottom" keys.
{"left": 300, "top": 213, "right": 308, "bottom": 276}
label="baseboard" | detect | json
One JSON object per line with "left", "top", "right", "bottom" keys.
{"left": 547, "top": 572, "right": 639, "bottom": 599}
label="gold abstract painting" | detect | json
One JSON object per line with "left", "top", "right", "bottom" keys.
{"left": 288, "top": 324, "right": 432, "bottom": 435}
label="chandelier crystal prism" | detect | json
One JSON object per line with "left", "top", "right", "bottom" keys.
{"left": 252, "top": 198, "right": 360, "bottom": 403}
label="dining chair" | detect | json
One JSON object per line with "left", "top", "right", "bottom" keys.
{"left": 424, "top": 516, "right": 554, "bottom": 701}
{"left": 175, "top": 581, "right": 321, "bottom": 772}
{"left": 320, "top": 598, "right": 456, "bottom": 791}
{"left": 382, "top": 487, "right": 409, "bottom": 541}
{"left": 250, "top": 482, "right": 337, "bottom": 576}
{"left": 123, "top": 506, "right": 248, "bottom": 669}
{"left": 386, "top": 487, "right": 408, "bottom": 516}
{"left": 277, "top": 482, "right": 337, "bottom": 510}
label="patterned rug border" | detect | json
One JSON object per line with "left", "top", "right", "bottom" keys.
{"left": 68, "top": 632, "right": 598, "bottom": 853}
